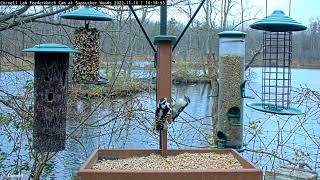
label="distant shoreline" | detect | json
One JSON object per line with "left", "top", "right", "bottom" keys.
{"left": 1, "top": 64, "right": 320, "bottom": 73}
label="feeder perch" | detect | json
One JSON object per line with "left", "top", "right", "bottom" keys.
{"left": 247, "top": 10, "right": 306, "bottom": 115}
{"left": 61, "top": 7, "right": 112, "bottom": 83}
{"left": 23, "top": 44, "right": 79, "bottom": 152}
{"left": 216, "top": 31, "right": 246, "bottom": 151}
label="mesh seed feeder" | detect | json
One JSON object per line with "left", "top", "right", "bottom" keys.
{"left": 23, "top": 44, "right": 79, "bottom": 152}
{"left": 61, "top": 7, "right": 112, "bottom": 83}
{"left": 216, "top": 31, "right": 247, "bottom": 151}
{"left": 247, "top": 10, "right": 306, "bottom": 115}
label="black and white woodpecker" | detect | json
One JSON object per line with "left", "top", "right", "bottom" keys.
{"left": 172, "top": 95, "right": 190, "bottom": 121}
{"left": 153, "top": 97, "right": 171, "bottom": 131}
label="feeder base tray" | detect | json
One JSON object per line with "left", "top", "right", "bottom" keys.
{"left": 247, "top": 102, "right": 304, "bottom": 115}
{"left": 78, "top": 149, "right": 262, "bottom": 180}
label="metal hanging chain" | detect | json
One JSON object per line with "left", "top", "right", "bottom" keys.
{"left": 265, "top": 0, "right": 267, "bottom": 17}
{"left": 22, "top": 30, "right": 25, "bottom": 67}
{"left": 241, "top": 0, "right": 244, "bottom": 31}
{"left": 289, "top": 0, "right": 291, "bottom": 16}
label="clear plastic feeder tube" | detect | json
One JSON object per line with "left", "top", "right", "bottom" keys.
{"left": 216, "top": 31, "right": 246, "bottom": 149}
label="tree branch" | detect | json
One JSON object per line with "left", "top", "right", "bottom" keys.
{"left": 0, "top": 6, "right": 74, "bottom": 31}
{"left": 0, "top": 6, "right": 30, "bottom": 22}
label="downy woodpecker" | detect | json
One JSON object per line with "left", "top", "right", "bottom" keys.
{"left": 153, "top": 97, "right": 171, "bottom": 130}
{"left": 172, "top": 95, "right": 190, "bottom": 121}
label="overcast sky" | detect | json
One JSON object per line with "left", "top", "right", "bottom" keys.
{"left": 162, "top": 0, "right": 319, "bottom": 28}
{"left": 255, "top": 0, "right": 319, "bottom": 23}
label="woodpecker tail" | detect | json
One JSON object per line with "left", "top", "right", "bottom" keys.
{"left": 153, "top": 115, "right": 169, "bottom": 131}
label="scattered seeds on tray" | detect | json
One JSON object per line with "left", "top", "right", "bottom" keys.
{"left": 92, "top": 152, "right": 242, "bottom": 170}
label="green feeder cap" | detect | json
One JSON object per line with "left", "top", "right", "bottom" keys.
{"left": 218, "top": 31, "right": 246, "bottom": 38}
{"left": 154, "top": 35, "right": 176, "bottom": 45}
{"left": 246, "top": 102, "right": 304, "bottom": 115}
{"left": 23, "top": 43, "right": 80, "bottom": 53}
{"left": 250, "top": 10, "right": 307, "bottom": 32}
{"left": 61, "top": 7, "right": 113, "bottom": 21}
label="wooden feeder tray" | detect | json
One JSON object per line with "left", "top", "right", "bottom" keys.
{"left": 78, "top": 149, "right": 262, "bottom": 180}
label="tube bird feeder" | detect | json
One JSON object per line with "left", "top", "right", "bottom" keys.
{"left": 61, "top": 7, "right": 112, "bottom": 83}
{"left": 247, "top": 10, "right": 306, "bottom": 115}
{"left": 23, "top": 44, "right": 79, "bottom": 152}
{"left": 216, "top": 31, "right": 246, "bottom": 151}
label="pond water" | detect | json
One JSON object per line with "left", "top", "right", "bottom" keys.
{"left": 0, "top": 67, "right": 319, "bottom": 179}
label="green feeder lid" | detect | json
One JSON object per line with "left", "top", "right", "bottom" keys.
{"left": 218, "top": 31, "right": 246, "bottom": 38}
{"left": 23, "top": 43, "right": 80, "bottom": 53}
{"left": 250, "top": 10, "right": 307, "bottom": 32}
{"left": 246, "top": 102, "right": 304, "bottom": 115}
{"left": 154, "top": 35, "right": 177, "bottom": 45}
{"left": 61, "top": 7, "right": 113, "bottom": 21}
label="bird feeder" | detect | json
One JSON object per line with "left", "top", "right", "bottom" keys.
{"left": 61, "top": 7, "right": 112, "bottom": 83}
{"left": 216, "top": 31, "right": 246, "bottom": 151}
{"left": 76, "top": 4, "right": 262, "bottom": 180}
{"left": 247, "top": 10, "right": 306, "bottom": 115}
{"left": 23, "top": 43, "right": 79, "bottom": 152}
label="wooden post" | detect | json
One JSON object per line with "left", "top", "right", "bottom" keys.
{"left": 154, "top": 35, "right": 176, "bottom": 157}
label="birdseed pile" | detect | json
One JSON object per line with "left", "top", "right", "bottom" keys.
{"left": 92, "top": 152, "right": 242, "bottom": 170}
{"left": 73, "top": 28, "right": 100, "bottom": 83}
{"left": 217, "top": 55, "right": 244, "bottom": 147}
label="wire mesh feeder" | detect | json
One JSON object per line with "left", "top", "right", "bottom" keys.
{"left": 247, "top": 10, "right": 306, "bottom": 115}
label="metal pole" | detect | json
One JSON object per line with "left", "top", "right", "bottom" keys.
{"left": 160, "top": 3, "right": 167, "bottom": 35}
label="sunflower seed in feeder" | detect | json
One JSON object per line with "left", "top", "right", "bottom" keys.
{"left": 216, "top": 31, "right": 246, "bottom": 150}
{"left": 72, "top": 28, "right": 100, "bottom": 83}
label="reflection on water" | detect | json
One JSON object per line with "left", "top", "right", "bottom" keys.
{"left": 0, "top": 68, "right": 319, "bottom": 179}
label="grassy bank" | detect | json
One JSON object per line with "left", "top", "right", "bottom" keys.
{"left": 173, "top": 61, "right": 211, "bottom": 84}
{"left": 0, "top": 65, "right": 33, "bottom": 72}
{"left": 70, "top": 76, "right": 148, "bottom": 99}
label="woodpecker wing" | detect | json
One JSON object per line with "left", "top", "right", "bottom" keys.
{"left": 172, "top": 95, "right": 190, "bottom": 121}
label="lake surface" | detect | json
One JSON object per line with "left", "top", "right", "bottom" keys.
{"left": 0, "top": 67, "right": 319, "bottom": 179}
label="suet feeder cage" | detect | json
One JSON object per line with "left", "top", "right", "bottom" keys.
{"left": 23, "top": 43, "right": 79, "bottom": 152}
{"left": 247, "top": 10, "right": 306, "bottom": 115}
{"left": 61, "top": 7, "right": 112, "bottom": 83}
{"left": 216, "top": 31, "right": 247, "bottom": 151}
